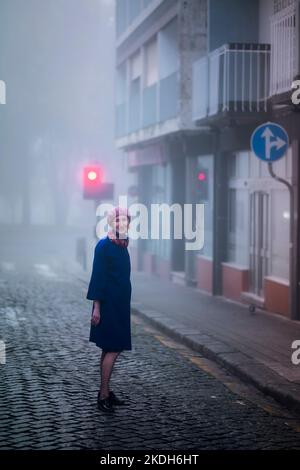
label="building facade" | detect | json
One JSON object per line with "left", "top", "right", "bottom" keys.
{"left": 114, "top": 0, "right": 300, "bottom": 320}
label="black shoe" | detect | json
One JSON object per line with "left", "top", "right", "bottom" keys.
{"left": 97, "top": 393, "right": 115, "bottom": 412}
{"left": 108, "top": 390, "right": 126, "bottom": 406}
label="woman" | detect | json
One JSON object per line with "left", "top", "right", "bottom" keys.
{"left": 86, "top": 206, "right": 132, "bottom": 412}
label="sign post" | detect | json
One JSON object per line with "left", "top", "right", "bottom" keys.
{"left": 251, "top": 122, "right": 297, "bottom": 319}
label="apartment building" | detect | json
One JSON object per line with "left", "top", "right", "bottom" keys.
{"left": 115, "top": 0, "right": 207, "bottom": 280}
{"left": 114, "top": 0, "right": 300, "bottom": 320}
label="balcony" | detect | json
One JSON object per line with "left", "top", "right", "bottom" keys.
{"left": 270, "top": 2, "right": 299, "bottom": 103}
{"left": 192, "top": 43, "right": 271, "bottom": 124}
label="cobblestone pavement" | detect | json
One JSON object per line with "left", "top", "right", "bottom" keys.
{"left": 1, "top": 264, "right": 300, "bottom": 450}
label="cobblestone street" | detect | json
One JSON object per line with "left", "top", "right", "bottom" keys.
{"left": 1, "top": 264, "right": 300, "bottom": 450}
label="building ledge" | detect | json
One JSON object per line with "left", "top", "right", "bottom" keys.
{"left": 193, "top": 108, "right": 271, "bottom": 128}
{"left": 264, "top": 275, "right": 289, "bottom": 287}
{"left": 221, "top": 261, "right": 249, "bottom": 271}
{"left": 115, "top": 117, "right": 202, "bottom": 149}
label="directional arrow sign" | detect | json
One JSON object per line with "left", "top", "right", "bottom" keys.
{"left": 251, "top": 122, "right": 289, "bottom": 162}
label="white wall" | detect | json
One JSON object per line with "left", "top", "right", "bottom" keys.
{"left": 229, "top": 147, "right": 292, "bottom": 280}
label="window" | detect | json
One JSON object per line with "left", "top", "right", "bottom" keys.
{"left": 116, "top": 63, "right": 127, "bottom": 105}
{"left": 130, "top": 51, "right": 141, "bottom": 81}
{"left": 144, "top": 37, "right": 158, "bottom": 87}
{"left": 129, "top": 51, "right": 141, "bottom": 96}
{"left": 158, "top": 18, "right": 178, "bottom": 80}
{"left": 227, "top": 152, "right": 249, "bottom": 266}
{"left": 129, "top": 51, "right": 141, "bottom": 131}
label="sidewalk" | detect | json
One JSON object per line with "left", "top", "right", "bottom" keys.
{"left": 74, "top": 263, "right": 300, "bottom": 415}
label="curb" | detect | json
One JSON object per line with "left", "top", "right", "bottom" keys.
{"left": 131, "top": 306, "right": 300, "bottom": 417}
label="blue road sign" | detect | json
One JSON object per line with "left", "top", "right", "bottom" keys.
{"left": 251, "top": 122, "right": 289, "bottom": 162}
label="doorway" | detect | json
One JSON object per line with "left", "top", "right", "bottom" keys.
{"left": 249, "top": 190, "right": 270, "bottom": 298}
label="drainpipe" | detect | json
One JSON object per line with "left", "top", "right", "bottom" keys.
{"left": 267, "top": 162, "right": 298, "bottom": 320}
{"left": 212, "top": 126, "right": 224, "bottom": 296}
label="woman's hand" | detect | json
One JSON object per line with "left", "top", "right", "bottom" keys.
{"left": 91, "top": 301, "right": 101, "bottom": 326}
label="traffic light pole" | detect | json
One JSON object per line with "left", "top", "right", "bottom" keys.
{"left": 93, "top": 199, "right": 101, "bottom": 241}
{"left": 267, "top": 162, "right": 298, "bottom": 320}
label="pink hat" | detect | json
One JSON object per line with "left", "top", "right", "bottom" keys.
{"left": 107, "top": 206, "right": 131, "bottom": 227}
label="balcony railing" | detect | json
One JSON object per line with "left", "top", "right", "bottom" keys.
{"left": 270, "top": 2, "right": 299, "bottom": 96}
{"left": 192, "top": 43, "right": 271, "bottom": 122}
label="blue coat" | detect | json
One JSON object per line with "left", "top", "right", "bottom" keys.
{"left": 86, "top": 235, "right": 132, "bottom": 351}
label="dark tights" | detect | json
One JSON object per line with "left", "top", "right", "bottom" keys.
{"left": 99, "top": 350, "right": 122, "bottom": 399}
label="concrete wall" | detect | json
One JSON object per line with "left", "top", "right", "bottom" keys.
{"left": 178, "top": 0, "right": 208, "bottom": 128}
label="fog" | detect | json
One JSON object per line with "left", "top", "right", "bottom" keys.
{"left": 0, "top": 0, "right": 123, "bottom": 270}
{"left": 1, "top": 1, "right": 300, "bottom": 452}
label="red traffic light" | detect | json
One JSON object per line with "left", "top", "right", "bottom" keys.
{"left": 196, "top": 168, "right": 209, "bottom": 201}
{"left": 87, "top": 170, "right": 98, "bottom": 181}
{"left": 197, "top": 171, "right": 206, "bottom": 181}
{"left": 83, "top": 165, "right": 103, "bottom": 199}
{"left": 82, "top": 165, "right": 114, "bottom": 200}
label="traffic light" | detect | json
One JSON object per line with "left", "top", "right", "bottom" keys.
{"left": 196, "top": 168, "right": 209, "bottom": 201}
{"left": 82, "top": 165, "right": 114, "bottom": 200}
{"left": 83, "top": 165, "right": 103, "bottom": 199}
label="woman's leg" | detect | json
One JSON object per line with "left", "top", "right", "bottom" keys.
{"left": 99, "top": 349, "right": 107, "bottom": 396}
{"left": 99, "top": 351, "right": 121, "bottom": 399}
{"left": 100, "top": 349, "right": 107, "bottom": 371}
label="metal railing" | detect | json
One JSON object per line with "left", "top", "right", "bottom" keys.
{"left": 270, "top": 2, "right": 299, "bottom": 95}
{"left": 193, "top": 43, "right": 271, "bottom": 121}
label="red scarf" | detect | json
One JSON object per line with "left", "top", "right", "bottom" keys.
{"left": 107, "top": 230, "right": 129, "bottom": 248}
